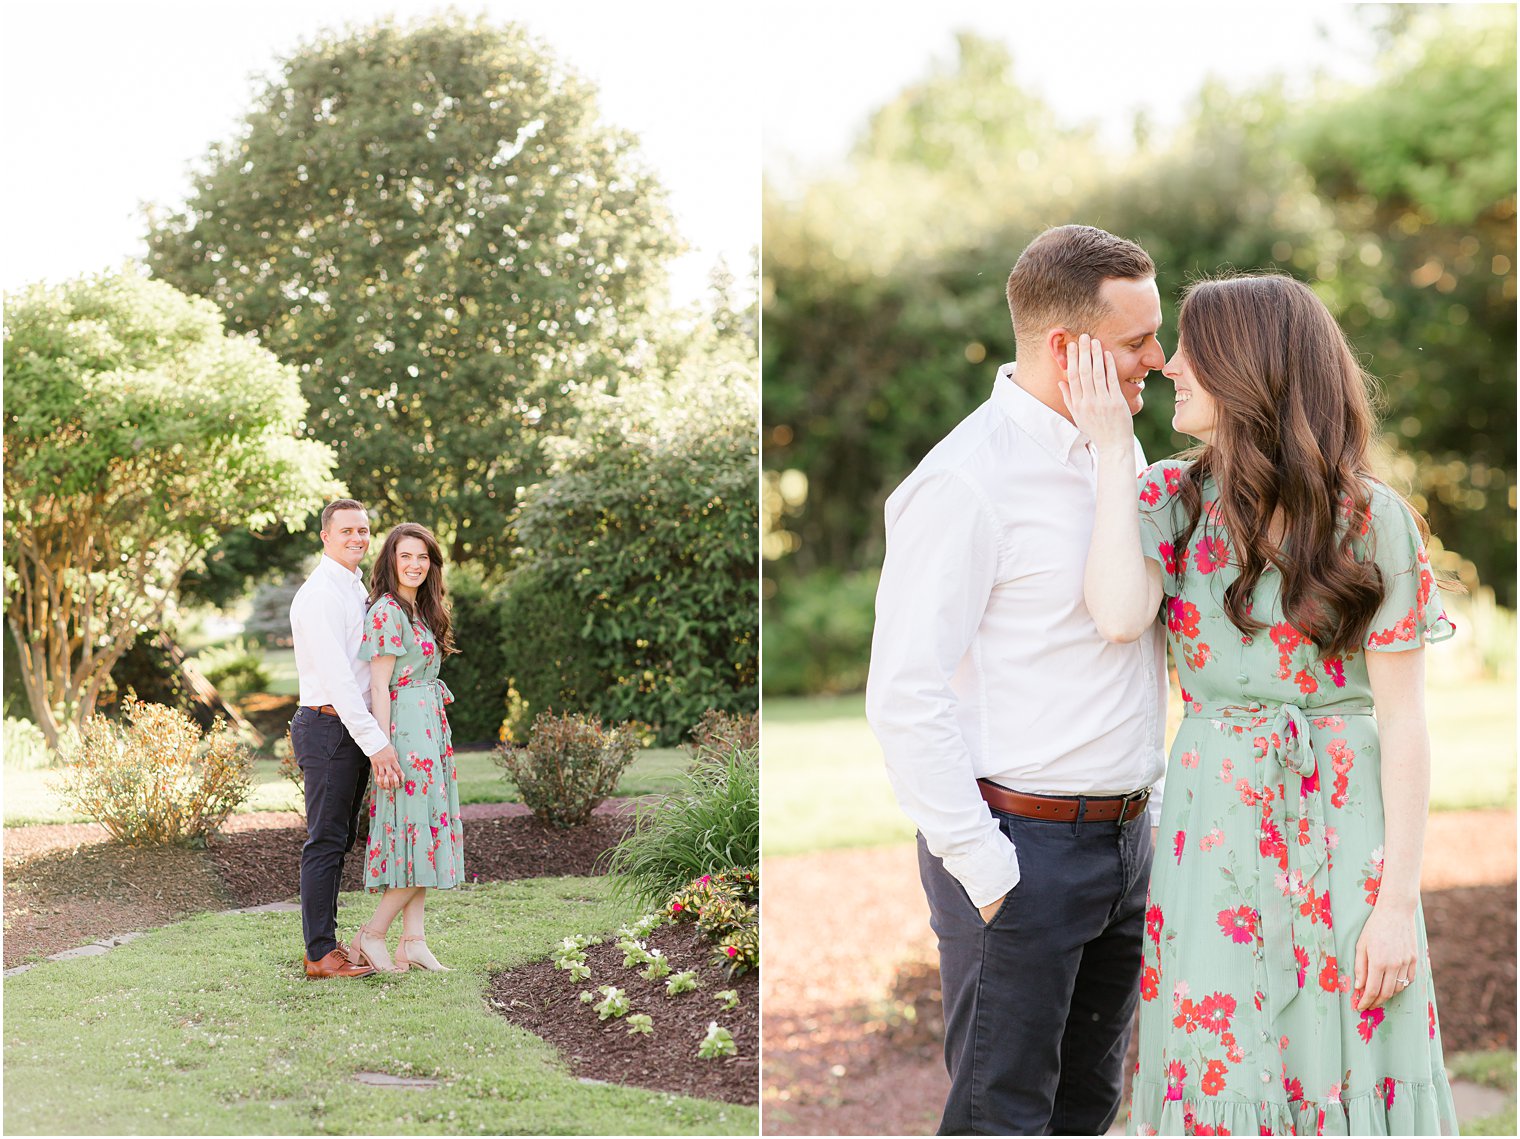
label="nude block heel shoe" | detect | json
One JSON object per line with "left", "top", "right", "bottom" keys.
{"left": 395, "top": 934, "right": 450, "bottom": 972}
{"left": 350, "top": 924, "right": 399, "bottom": 973}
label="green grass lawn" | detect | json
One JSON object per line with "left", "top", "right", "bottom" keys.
{"left": 3, "top": 748, "right": 691, "bottom": 827}
{"left": 762, "top": 662, "right": 1517, "bottom": 858}
{"left": 2, "top": 877, "right": 755, "bottom": 1136}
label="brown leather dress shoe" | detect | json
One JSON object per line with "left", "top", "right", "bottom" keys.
{"left": 304, "top": 945, "right": 377, "bottom": 979}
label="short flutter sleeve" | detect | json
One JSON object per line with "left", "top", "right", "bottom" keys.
{"left": 1136, "top": 459, "right": 1192, "bottom": 599}
{"left": 359, "top": 596, "right": 408, "bottom": 661}
{"left": 1362, "top": 484, "right": 1455, "bottom": 652}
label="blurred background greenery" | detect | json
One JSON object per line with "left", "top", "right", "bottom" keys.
{"left": 762, "top": 5, "right": 1516, "bottom": 699}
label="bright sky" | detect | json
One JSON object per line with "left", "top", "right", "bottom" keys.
{"left": 1, "top": 1, "right": 759, "bottom": 306}
{"left": 763, "top": 1, "right": 1378, "bottom": 186}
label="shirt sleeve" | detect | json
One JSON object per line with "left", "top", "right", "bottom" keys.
{"left": 359, "top": 598, "right": 408, "bottom": 660}
{"left": 1137, "top": 459, "right": 1188, "bottom": 599}
{"left": 865, "top": 470, "right": 1020, "bottom": 908}
{"left": 292, "top": 588, "right": 389, "bottom": 757}
{"left": 1363, "top": 485, "right": 1456, "bottom": 652}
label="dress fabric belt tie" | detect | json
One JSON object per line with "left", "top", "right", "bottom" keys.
{"left": 1185, "top": 697, "right": 1374, "bottom": 1026}
{"left": 408, "top": 677, "right": 454, "bottom": 706}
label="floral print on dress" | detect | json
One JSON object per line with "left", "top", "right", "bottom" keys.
{"left": 1128, "top": 460, "right": 1457, "bottom": 1136}
{"left": 358, "top": 594, "right": 464, "bottom": 891}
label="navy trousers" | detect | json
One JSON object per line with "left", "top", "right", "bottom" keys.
{"left": 290, "top": 706, "right": 372, "bottom": 961}
{"left": 918, "top": 806, "right": 1152, "bottom": 1135}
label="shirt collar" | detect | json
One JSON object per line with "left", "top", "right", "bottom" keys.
{"left": 317, "top": 553, "right": 367, "bottom": 590}
{"left": 990, "top": 362, "right": 1090, "bottom": 466}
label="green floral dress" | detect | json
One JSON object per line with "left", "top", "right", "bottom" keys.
{"left": 1128, "top": 460, "right": 1458, "bottom": 1137}
{"left": 359, "top": 594, "right": 464, "bottom": 891}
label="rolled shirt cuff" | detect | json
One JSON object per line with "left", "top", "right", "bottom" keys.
{"left": 939, "top": 827, "right": 1023, "bottom": 909}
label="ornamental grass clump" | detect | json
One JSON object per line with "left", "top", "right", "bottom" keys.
{"left": 604, "top": 740, "right": 759, "bottom": 906}
{"left": 495, "top": 710, "right": 637, "bottom": 828}
{"left": 52, "top": 698, "right": 253, "bottom": 846}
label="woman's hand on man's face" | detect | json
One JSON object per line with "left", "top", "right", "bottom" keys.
{"left": 1060, "top": 334, "right": 1135, "bottom": 456}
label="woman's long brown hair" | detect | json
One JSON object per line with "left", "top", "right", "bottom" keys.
{"left": 367, "top": 522, "right": 457, "bottom": 655}
{"left": 1170, "top": 274, "right": 1425, "bottom": 659}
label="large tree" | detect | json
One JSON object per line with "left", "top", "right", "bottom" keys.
{"left": 147, "top": 14, "right": 680, "bottom": 569}
{"left": 3, "top": 272, "right": 338, "bottom": 746}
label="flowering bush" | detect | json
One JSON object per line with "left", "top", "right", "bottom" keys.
{"left": 666, "top": 867, "right": 759, "bottom": 978}
{"left": 696, "top": 1022, "right": 737, "bottom": 1059}
{"left": 710, "top": 922, "right": 759, "bottom": 978}
{"left": 494, "top": 711, "right": 637, "bottom": 828}
{"left": 52, "top": 698, "right": 253, "bottom": 846}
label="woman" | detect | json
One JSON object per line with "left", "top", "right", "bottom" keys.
{"left": 1064, "top": 275, "right": 1458, "bottom": 1135}
{"left": 348, "top": 522, "right": 464, "bottom": 973}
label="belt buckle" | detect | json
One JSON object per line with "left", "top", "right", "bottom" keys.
{"left": 1118, "top": 786, "right": 1150, "bottom": 823}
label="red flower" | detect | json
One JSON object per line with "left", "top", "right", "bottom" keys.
{"left": 1140, "top": 965, "right": 1160, "bottom": 1002}
{"left": 1284, "top": 1076, "right": 1304, "bottom": 1103}
{"left": 1193, "top": 535, "right": 1230, "bottom": 574}
{"left": 1167, "top": 599, "right": 1202, "bottom": 640}
{"left": 1292, "top": 668, "right": 1319, "bottom": 695}
{"left": 1357, "top": 1007, "right": 1385, "bottom": 1042}
{"left": 403, "top": 779, "right": 416, "bottom": 796}
{"left": 1217, "top": 906, "right": 1257, "bottom": 944}
{"left": 1322, "top": 657, "right": 1347, "bottom": 687}
{"left": 1158, "top": 541, "right": 1180, "bottom": 574}
{"left": 1383, "top": 1076, "right": 1397, "bottom": 1109}
{"left": 1201, "top": 1059, "right": 1228, "bottom": 1096}
{"left": 1198, "top": 991, "right": 1236, "bottom": 1035}
{"left": 1294, "top": 945, "right": 1310, "bottom": 988}
{"left": 1164, "top": 466, "right": 1182, "bottom": 494}
{"left": 1140, "top": 480, "right": 1161, "bottom": 506}
{"left": 1173, "top": 998, "right": 1201, "bottom": 1034}
{"left": 1173, "top": 830, "right": 1186, "bottom": 864}
{"left": 1146, "top": 904, "right": 1164, "bottom": 944}
{"left": 1319, "top": 956, "right": 1346, "bottom": 992}
{"left": 1165, "top": 1059, "right": 1187, "bottom": 1101}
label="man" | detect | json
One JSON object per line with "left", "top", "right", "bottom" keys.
{"left": 289, "top": 498, "right": 404, "bottom": 979}
{"left": 865, "top": 225, "right": 1168, "bottom": 1134}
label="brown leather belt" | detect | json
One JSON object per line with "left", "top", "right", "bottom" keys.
{"left": 307, "top": 705, "right": 340, "bottom": 717}
{"left": 977, "top": 778, "right": 1150, "bottom": 823}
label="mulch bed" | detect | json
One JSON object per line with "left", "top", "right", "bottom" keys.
{"left": 205, "top": 811, "right": 634, "bottom": 908}
{"left": 487, "top": 919, "right": 758, "bottom": 1105}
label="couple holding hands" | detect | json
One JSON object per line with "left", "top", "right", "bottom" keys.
{"left": 869, "top": 226, "right": 1458, "bottom": 1134}
{"left": 288, "top": 501, "right": 465, "bottom": 979}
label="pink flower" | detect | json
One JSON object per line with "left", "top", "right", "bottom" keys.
{"left": 1217, "top": 905, "right": 1257, "bottom": 944}
{"left": 1140, "top": 480, "right": 1161, "bottom": 506}
{"left": 725, "top": 946, "right": 737, "bottom": 958}
{"left": 1198, "top": 991, "right": 1236, "bottom": 1035}
{"left": 1193, "top": 535, "right": 1230, "bottom": 574}
{"left": 1357, "top": 1007, "right": 1385, "bottom": 1042}
{"left": 1165, "top": 1060, "right": 1187, "bottom": 1100}
{"left": 1173, "top": 831, "right": 1186, "bottom": 864}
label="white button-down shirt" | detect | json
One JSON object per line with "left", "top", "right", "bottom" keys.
{"left": 289, "top": 554, "right": 388, "bottom": 757}
{"left": 865, "top": 364, "right": 1166, "bottom": 907}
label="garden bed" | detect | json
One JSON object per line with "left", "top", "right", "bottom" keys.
{"left": 488, "top": 918, "right": 758, "bottom": 1105}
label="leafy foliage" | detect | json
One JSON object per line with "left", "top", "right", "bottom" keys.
{"left": 438, "top": 564, "right": 513, "bottom": 744}
{"left": 683, "top": 709, "right": 758, "bottom": 755}
{"left": 667, "top": 867, "right": 759, "bottom": 979}
{"left": 3, "top": 272, "right": 337, "bottom": 744}
{"left": 605, "top": 743, "right": 759, "bottom": 907}
{"left": 52, "top": 698, "right": 254, "bottom": 846}
{"left": 3, "top": 717, "right": 53, "bottom": 770}
{"left": 193, "top": 638, "right": 271, "bottom": 701}
{"left": 146, "top": 14, "right": 679, "bottom": 574}
{"left": 761, "top": 570, "right": 879, "bottom": 696}
{"left": 493, "top": 710, "right": 636, "bottom": 828}
{"left": 504, "top": 353, "right": 758, "bottom": 744}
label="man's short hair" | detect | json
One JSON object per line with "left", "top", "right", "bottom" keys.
{"left": 1005, "top": 225, "right": 1155, "bottom": 351}
{"left": 320, "top": 498, "right": 367, "bottom": 533}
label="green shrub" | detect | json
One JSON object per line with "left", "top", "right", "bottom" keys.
{"left": 494, "top": 711, "right": 637, "bottom": 828}
{"left": 108, "top": 630, "right": 217, "bottom": 728}
{"left": 507, "top": 367, "right": 758, "bottom": 744}
{"left": 51, "top": 698, "right": 254, "bottom": 846}
{"left": 605, "top": 743, "right": 759, "bottom": 906}
{"left": 194, "top": 637, "right": 271, "bottom": 700}
{"left": 3, "top": 717, "right": 54, "bottom": 770}
{"left": 440, "top": 565, "right": 515, "bottom": 744}
{"left": 761, "top": 569, "right": 879, "bottom": 696}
